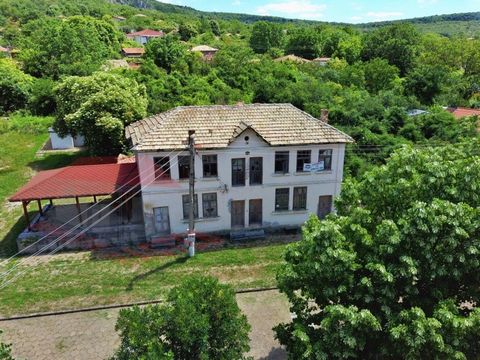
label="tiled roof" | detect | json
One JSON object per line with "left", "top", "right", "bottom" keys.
{"left": 275, "top": 54, "right": 311, "bottom": 63}
{"left": 126, "top": 29, "right": 164, "bottom": 37}
{"left": 447, "top": 107, "right": 480, "bottom": 119}
{"left": 9, "top": 163, "right": 139, "bottom": 202}
{"left": 191, "top": 45, "right": 218, "bottom": 52}
{"left": 126, "top": 103, "right": 353, "bottom": 151}
{"left": 313, "top": 57, "right": 331, "bottom": 62}
{"left": 0, "top": 46, "right": 9, "bottom": 52}
{"left": 122, "top": 47, "right": 145, "bottom": 55}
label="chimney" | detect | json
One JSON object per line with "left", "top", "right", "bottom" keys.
{"left": 320, "top": 109, "right": 329, "bottom": 123}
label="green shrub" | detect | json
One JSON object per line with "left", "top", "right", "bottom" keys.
{"left": 7, "top": 115, "right": 53, "bottom": 134}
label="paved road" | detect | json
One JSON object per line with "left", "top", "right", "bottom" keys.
{"left": 1, "top": 289, "right": 290, "bottom": 360}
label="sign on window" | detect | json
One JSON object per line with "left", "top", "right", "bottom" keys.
{"left": 303, "top": 161, "right": 325, "bottom": 172}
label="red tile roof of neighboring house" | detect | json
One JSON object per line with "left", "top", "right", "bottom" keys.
{"left": 447, "top": 107, "right": 480, "bottom": 119}
{"left": 0, "top": 46, "right": 9, "bottom": 53}
{"left": 122, "top": 47, "right": 145, "bottom": 55}
{"left": 128, "top": 63, "right": 141, "bottom": 70}
{"left": 126, "top": 29, "right": 164, "bottom": 38}
{"left": 9, "top": 163, "right": 139, "bottom": 202}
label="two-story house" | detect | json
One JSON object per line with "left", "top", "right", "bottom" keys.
{"left": 126, "top": 29, "right": 164, "bottom": 45}
{"left": 126, "top": 103, "right": 353, "bottom": 239}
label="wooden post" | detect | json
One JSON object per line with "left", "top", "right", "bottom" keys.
{"left": 22, "top": 201, "right": 31, "bottom": 231}
{"left": 37, "top": 199, "right": 43, "bottom": 216}
{"left": 93, "top": 195, "right": 97, "bottom": 203}
{"left": 75, "top": 196, "right": 83, "bottom": 224}
{"left": 49, "top": 199, "right": 53, "bottom": 206}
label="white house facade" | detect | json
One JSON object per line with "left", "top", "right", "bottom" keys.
{"left": 126, "top": 104, "right": 353, "bottom": 239}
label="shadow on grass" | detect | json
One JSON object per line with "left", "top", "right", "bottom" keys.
{"left": 126, "top": 256, "right": 189, "bottom": 292}
{"left": 0, "top": 214, "right": 26, "bottom": 257}
{"left": 28, "top": 151, "right": 87, "bottom": 172}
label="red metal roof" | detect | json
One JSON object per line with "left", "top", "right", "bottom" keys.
{"left": 10, "top": 163, "right": 139, "bottom": 202}
{"left": 447, "top": 107, "right": 480, "bottom": 119}
{"left": 126, "top": 29, "right": 164, "bottom": 37}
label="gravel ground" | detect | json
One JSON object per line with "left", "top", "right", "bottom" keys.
{"left": 0, "top": 289, "right": 290, "bottom": 360}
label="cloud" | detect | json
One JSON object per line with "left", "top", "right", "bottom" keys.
{"left": 350, "top": 15, "right": 363, "bottom": 23}
{"left": 366, "top": 11, "right": 403, "bottom": 21}
{"left": 256, "top": 1, "right": 327, "bottom": 20}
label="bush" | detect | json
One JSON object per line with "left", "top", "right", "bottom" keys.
{"left": 112, "top": 276, "right": 251, "bottom": 360}
{"left": 0, "top": 330, "right": 14, "bottom": 360}
{"left": 0, "top": 115, "right": 53, "bottom": 135}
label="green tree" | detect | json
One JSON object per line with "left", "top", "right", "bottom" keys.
{"left": 362, "top": 23, "right": 420, "bottom": 76}
{"left": 0, "top": 58, "right": 33, "bottom": 114}
{"left": 28, "top": 78, "right": 57, "bottom": 116}
{"left": 210, "top": 19, "right": 221, "bottom": 36}
{"left": 19, "top": 16, "right": 122, "bottom": 78}
{"left": 276, "top": 142, "right": 480, "bottom": 359}
{"left": 145, "top": 35, "right": 188, "bottom": 73}
{"left": 286, "top": 27, "right": 321, "bottom": 59}
{"left": 178, "top": 23, "right": 198, "bottom": 41}
{"left": 405, "top": 64, "right": 449, "bottom": 104}
{"left": 112, "top": 276, "right": 251, "bottom": 360}
{"left": 249, "top": 21, "right": 284, "bottom": 54}
{"left": 362, "top": 58, "right": 400, "bottom": 94}
{"left": 54, "top": 72, "right": 147, "bottom": 155}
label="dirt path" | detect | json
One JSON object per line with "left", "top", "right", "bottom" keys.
{"left": 0, "top": 289, "right": 290, "bottom": 360}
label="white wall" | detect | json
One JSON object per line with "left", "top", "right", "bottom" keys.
{"left": 49, "top": 128, "right": 74, "bottom": 149}
{"left": 136, "top": 129, "right": 346, "bottom": 238}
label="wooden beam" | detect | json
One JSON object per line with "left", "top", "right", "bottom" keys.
{"left": 49, "top": 199, "right": 53, "bottom": 206}
{"left": 75, "top": 197, "right": 83, "bottom": 224}
{"left": 37, "top": 199, "right": 43, "bottom": 216}
{"left": 93, "top": 195, "right": 97, "bottom": 203}
{"left": 22, "top": 201, "right": 31, "bottom": 231}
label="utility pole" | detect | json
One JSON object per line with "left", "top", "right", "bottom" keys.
{"left": 187, "top": 130, "right": 196, "bottom": 257}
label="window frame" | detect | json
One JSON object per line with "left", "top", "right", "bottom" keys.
{"left": 318, "top": 149, "right": 333, "bottom": 171}
{"left": 293, "top": 186, "right": 308, "bottom": 210}
{"left": 202, "top": 154, "right": 218, "bottom": 178}
{"left": 275, "top": 188, "right": 290, "bottom": 212}
{"left": 249, "top": 157, "right": 263, "bottom": 185}
{"left": 274, "top": 151, "right": 289, "bottom": 174}
{"left": 232, "top": 158, "right": 246, "bottom": 187}
{"left": 153, "top": 156, "right": 171, "bottom": 180}
{"left": 202, "top": 193, "right": 218, "bottom": 218}
{"left": 296, "top": 150, "right": 311, "bottom": 173}
{"left": 182, "top": 194, "right": 198, "bottom": 219}
{"left": 178, "top": 155, "right": 190, "bottom": 180}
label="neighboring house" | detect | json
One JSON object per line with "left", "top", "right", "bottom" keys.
{"left": 447, "top": 107, "right": 480, "bottom": 119}
{"left": 190, "top": 45, "right": 218, "bottom": 61}
{"left": 407, "top": 109, "right": 429, "bottom": 117}
{"left": 126, "top": 103, "right": 353, "bottom": 239}
{"left": 126, "top": 29, "right": 164, "bottom": 45}
{"left": 121, "top": 47, "right": 145, "bottom": 58}
{"left": 49, "top": 128, "right": 85, "bottom": 150}
{"left": 102, "top": 59, "right": 130, "bottom": 70}
{"left": 0, "top": 46, "right": 11, "bottom": 57}
{"left": 274, "top": 54, "right": 312, "bottom": 64}
{"left": 312, "top": 57, "right": 331, "bottom": 66}
{"left": 112, "top": 15, "right": 126, "bottom": 22}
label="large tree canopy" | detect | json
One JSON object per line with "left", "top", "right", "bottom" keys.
{"left": 19, "top": 16, "right": 122, "bottom": 78}
{"left": 276, "top": 142, "right": 480, "bottom": 359}
{"left": 0, "top": 58, "right": 33, "bottom": 114}
{"left": 54, "top": 72, "right": 147, "bottom": 155}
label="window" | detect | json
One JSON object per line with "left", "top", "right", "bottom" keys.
{"left": 202, "top": 155, "right": 218, "bottom": 178}
{"left": 232, "top": 158, "right": 246, "bottom": 186}
{"left": 178, "top": 156, "right": 190, "bottom": 179}
{"left": 275, "top": 188, "right": 289, "bottom": 211}
{"left": 182, "top": 194, "right": 198, "bottom": 219}
{"left": 293, "top": 187, "right": 307, "bottom": 210}
{"left": 249, "top": 157, "right": 263, "bottom": 185}
{"left": 275, "top": 151, "right": 289, "bottom": 174}
{"left": 202, "top": 193, "right": 218, "bottom": 218}
{"left": 154, "top": 157, "right": 170, "bottom": 180}
{"left": 296, "top": 150, "right": 311, "bottom": 172}
{"left": 318, "top": 149, "right": 333, "bottom": 171}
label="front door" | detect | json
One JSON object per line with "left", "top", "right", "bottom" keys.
{"left": 249, "top": 199, "right": 262, "bottom": 226}
{"left": 231, "top": 200, "right": 245, "bottom": 228}
{"left": 153, "top": 206, "right": 171, "bottom": 235}
{"left": 317, "top": 196, "right": 332, "bottom": 219}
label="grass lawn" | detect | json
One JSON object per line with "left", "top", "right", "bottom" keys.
{"left": 0, "top": 244, "right": 288, "bottom": 316}
{"left": 0, "top": 117, "right": 83, "bottom": 256}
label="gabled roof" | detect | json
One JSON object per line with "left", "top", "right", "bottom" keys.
{"left": 126, "top": 103, "right": 353, "bottom": 151}
{"left": 122, "top": 47, "right": 145, "bottom": 55}
{"left": 274, "top": 54, "right": 311, "bottom": 63}
{"left": 447, "top": 107, "right": 480, "bottom": 119}
{"left": 126, "top": 29, "right": 164, "bottom": 37}
{"left": 313, "top": 57, "right": 331, "bottom": 62}
{"left": 9, "top": 163, "right": 139, "bottom": 202}
{"left": 191, "top": 45, "right": 218, "bottom": 52}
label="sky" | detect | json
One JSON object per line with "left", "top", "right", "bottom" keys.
{"left": 161, "top": 0, "right": 480, "bottom": 23}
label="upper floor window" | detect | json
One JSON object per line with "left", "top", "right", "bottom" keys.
{"left": 275, "top": 188, "right": 289, "bottom": 211}
{"left": 232, "top": 158, "right": 246, "bottom": 186}
{"left": 296, "top": 150, "right": 311, "bottom": 172}
{"left": 154, "top": 156, "right": 170, "bottom": 180}
{"left": 202, "top": 193, "right": 218, "bottom": 218}
{"left": 202, "top": 155, "right": 218, "bottom": 178}
{"left": 178, "top": 156, "right": 190, "bottom": 179}
{"left": 293, "top": 187, "right": 307, "bottom": 210}
{"left": 275, "top": 151, "right": 289, "bottom": 174}
{"left": 318, "top": 149, "right": 332, "bottom": 171}
{"left": 249, "top": 157, "right": 263, "bottom": 185}
{"left": 182, "top": 194, "right": 198, "bottom": 219}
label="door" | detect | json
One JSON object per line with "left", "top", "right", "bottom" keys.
{"left": 249, "top": 199, "right": 263, "bottom": 226}
{"left": 317, "top": 196, "right": 332, "bottom": 219}
{"left": 153, "top": 206, "right": 171, "bottom": 235}
{"left": 231, "top": 200, "right": 245, "bottom": 228}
